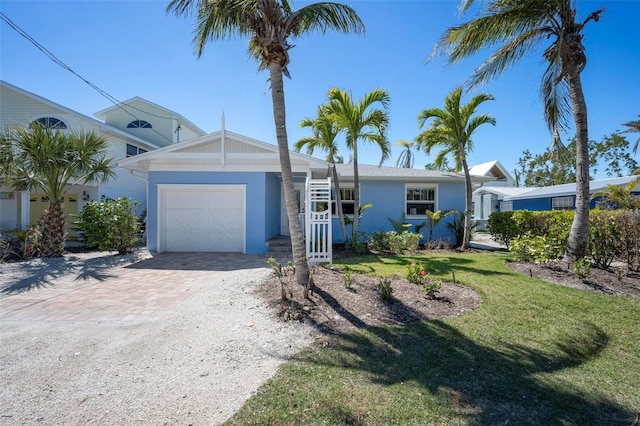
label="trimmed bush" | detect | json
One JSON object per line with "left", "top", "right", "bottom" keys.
{"left": 486, "top": 211, "right": 518, "bottom": 247}
{"left": 75, "top": 196, "right": 140, "bottom": 254}
{"left": 368, "top": 231, "right": 421, "bottom": 254}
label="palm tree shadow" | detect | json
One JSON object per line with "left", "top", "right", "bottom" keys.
{"left": 301, "top": 320, "right": 633, "bottom": 424}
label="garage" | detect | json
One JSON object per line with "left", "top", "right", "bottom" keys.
{"left": 158, "top": 184, "right": 245, "bottom": 253}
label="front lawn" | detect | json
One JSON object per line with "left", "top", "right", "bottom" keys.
{"left": 227, "top": 252, "right": 639, "bottom": 425}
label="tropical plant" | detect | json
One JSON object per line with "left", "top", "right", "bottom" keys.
{"left": 592, "top": 177, "right": 640, "bottom": 210}
{"left": 0, "top": 124, "right": 114, "bottom": 257}
{"left": 75, "top": 196, "right": 141, "bottom": 254}
{"left": 387, "top": 212, "right": 409, "bottom": 233}
{"left": 167, "top": 0, "right": 364, "bottom": 287}
{"left": 295, "top": 106, "right": 348, "bottom": 243}
{"left": 423, "top": 209, "right": 456, "bottom": 242}
{"left": 621, "top": 115, "right": 640, "bottom": 154}
{"left": 415, "top": 86, "right": 495, "bottom": 249}
{"left": 325, "top": 87, "right": 391, "bottom": 244}
{"left": 394, "top": 140, "right": 415, "bottom": 168}
{"left": 433, "top": 0, "right": 604, "bottom": 261}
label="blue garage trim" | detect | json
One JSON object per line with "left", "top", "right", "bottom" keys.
{"left": 148, "top": 171, "right": 276, "bottom": 254}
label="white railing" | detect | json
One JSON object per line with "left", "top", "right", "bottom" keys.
{"left": 305, "top": 178, "right": 332, "bottom": 265}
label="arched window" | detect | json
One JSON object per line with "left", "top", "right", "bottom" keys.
{"left": 33, "top": 117, "right": 67, "bottom": 129}
{"left": 127, "top": 120, "right": 152, "bottom": 129}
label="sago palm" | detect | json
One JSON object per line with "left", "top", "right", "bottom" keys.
{"left": 325, "top": 87, "right": 391, "bottom": 244}
{"left": 433, "top": 0, "right": 604, "bottom": 260}
{"left": 415, "top": 86, "right": 495, "bottom": 249}
{"left": 0, "top": 124, "right": 114, "bottom": 257}
{"left": 295, "top": 106, "right": 348, "bottom": 243}
{"left": 167, "top": 0, "right": 364, "bottom": 288}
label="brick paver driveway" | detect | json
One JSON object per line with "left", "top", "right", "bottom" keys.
{"left": 0, "top": 252, "right": 268, "bottom": 322}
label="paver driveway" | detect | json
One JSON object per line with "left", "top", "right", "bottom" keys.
{"left": 0, "top": 252, "right": 268, "bottom": 321}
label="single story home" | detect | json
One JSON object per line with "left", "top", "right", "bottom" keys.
{"left": 118, "top": 125, "right": 493, "bottom": 254}
{"left": 500, "top": 175, "right": 640, "bottom": 211}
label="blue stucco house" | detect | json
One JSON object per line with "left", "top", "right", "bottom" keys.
{"left": 119, "top": 127, "right": 491, "bottom": 254}
{"left": 500, "top": 176, "right": 640, "bottom": 212}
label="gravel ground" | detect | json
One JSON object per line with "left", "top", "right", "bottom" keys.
{"left": 0, "top": 250, "right": 313, "bottom": 425}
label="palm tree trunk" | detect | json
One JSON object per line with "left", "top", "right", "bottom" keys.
{"left": 268, "top": 63, "right": 310, "bottom": 289}
{"left": 351, "top": 142, "right": 360, "bottom": 245}
{"left": 565, "top": 71, "right": 590, "bottom": 261}
{"left": 331, "top": 163, "right": 348, "bottom": 244}
{"left": 460, "top": 143, "right": 472, "bottom": 250}
{"left": 41, "top": 198, "right": 66, "bottom": 257}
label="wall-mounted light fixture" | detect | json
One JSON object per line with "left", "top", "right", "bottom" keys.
{"left": 82, "top": 191, "right": 90, "bottom": 201}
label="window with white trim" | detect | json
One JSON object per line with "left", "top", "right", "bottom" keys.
{"left": 127, "top": 120, "right": 152, "bottom": 129}
{"left": 552, "top": 196, "right": 574, "bottom": 210}
{"left": 126, "top": 144, "right": 147, "bottom": 157}
{"left": 406, "top": 185, "right": 436, "bottom": 216}
{"left": 500, "top": 201, "right": 513, "bottom": 212}
{"left": 331, "top": 187, "right": 355, "bottom": 215}
{"left": 32, "top": 117, "right": 67, "bottom": 129}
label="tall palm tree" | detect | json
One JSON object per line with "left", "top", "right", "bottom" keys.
{"left": 0, "top": 124, "right": 114, "bottom": 257}
{"left": 167, "top": 0, "right": 364, "bottom": 288}
{"left": 416, "top": 86, "right": 495, "bottom": 249}
{"left": 325, "top": 87, "right": 391, "bottom": 244}
{"left": 394, "top": 140, "right": 415, "bottom": 168}
{"left": 295, "top": 106, "right": 348, "bottom": 243}
{"left": 622, "top": 115, "right": 640, "bottom": 154}
{"left": 433, "top": 0, "right": 604, "bottom": 261}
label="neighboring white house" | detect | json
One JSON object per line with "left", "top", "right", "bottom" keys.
{"left": 0, "top": 81, "right": 198, "bottom": 236}
{"left": 470, "top": 160, "right": 522, "bottom": 229}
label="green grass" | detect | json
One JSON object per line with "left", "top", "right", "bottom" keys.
{"left": 227, "top": 252, "right": 640, "bottom": 425}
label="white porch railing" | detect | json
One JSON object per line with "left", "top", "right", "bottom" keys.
{"left": 305, "top": 178, "right": 332, "bottom": 265}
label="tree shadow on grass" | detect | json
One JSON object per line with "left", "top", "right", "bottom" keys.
{"left": 301, "top": 319, "right": 634, "bottom": 424}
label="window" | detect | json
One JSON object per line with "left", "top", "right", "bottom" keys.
{"left": 126, "top": 144, "right": 147, "bottom": 157}
{"left": 127, "top": 120, "right": 152, "bottom": 129}
{"left": 500, "top": 201, "right": 513, "bottom": 212}
{"left": 552, "top": 196, "right": 574, "bottom": 210}
{"left": 32, "top": 117, "right": 67, "bottom": 129}
{"left": 332, "top": 188, "right": 355, "bottom": 215}
{"left": 406, "top": 185, "right": 436, "bottom": 216}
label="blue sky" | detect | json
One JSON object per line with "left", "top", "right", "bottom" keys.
{"left": 1, "top": 0, "right": 639, "bottom": 180}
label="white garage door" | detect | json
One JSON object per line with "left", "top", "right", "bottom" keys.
{"left": 160, "top": 185, "right": 245, "bottom": 253}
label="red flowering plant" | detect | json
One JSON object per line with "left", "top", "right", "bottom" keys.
{"left": 406, "top": 261, "right": 428, "bottom": 285}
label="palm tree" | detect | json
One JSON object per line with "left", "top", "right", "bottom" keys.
{"left": 394, "top": 140, "right": 415, "bottom": 168}
{"left": 167, "top": 0, "right": 364, "bottom": 288}
{"left": 622, "top": 115, "right": 640, "bottom": 154}
{"left": 0, "top": 123, "right": 114, "bottom": 257}
{"left": 415, "top": 86, "right": 495, "bottom": 249}
{"left": 295, "top": 106, "right": 348, "bottom": 243}
{"left": 325, "top": 87, "right": 391, "bottom": 244}
{"left": 592, "top": 177, "right": 640, "bottom": 210}
{"left": 433, "top": 0, "right": 604, "bottom": 261}
{"left": 423, "top": 209, "right": 456, "bottom": 242}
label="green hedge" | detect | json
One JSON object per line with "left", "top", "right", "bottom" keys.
{"left": 488, "top": 209, "right": 640, "bottom": 271}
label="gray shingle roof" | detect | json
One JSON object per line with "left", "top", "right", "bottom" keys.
{"left": 504, "top": 176, "right": 640, "bottom": 200}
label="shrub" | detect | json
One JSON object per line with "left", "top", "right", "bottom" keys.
{"left": 423, "top": 279, "right": 443, "bottom": 298}
{"left": 509, "top": 233, "right": 564, "bottom": 264}
{"left": 617, "top": 210, "right": 640, "bottom": 271}
{"left": 377, "top": 277, "right": 393, "bottom": 301}
{"left": 573, "top": 258, "right": 592, "bottom": 281}
{"left": 447, "top": 211, "right": 475, "bottom": 248}
{"left": 486, "top": 211, "right": 518, "bottom": 247}
{"left": 75, "top": 196, "right": 140, "bottom": 254}
{"left": 342, "top": 269, "right": 353, "bottom": 289}
{"left": 406, "top": 262, "right": 428, "bottom": 285}
{"left": 588, "top": 210, "right": 623, "bottom": 269}
{"left": 368, "top": 231, "right": 421, "bottom": 254}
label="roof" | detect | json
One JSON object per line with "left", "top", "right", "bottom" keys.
{"left": 469, "top": 160, "right": 514, "bottom": 182}
{"left": 333, "top": 163, "right": 495, "bottom": 183}
{"left": 118, "top": 128, "right": 328, "bottom": 173}
{"left": 504, "top": 176, "right": 640, "bottom": 200}
{"left": 0, "top": 80, "right": 160, "bottom": 151}
{"left": 93, "top": 96, "right": 206, "bottom": 136}
{"left": 473, "top": 186, "right": 538, "bottom": 198}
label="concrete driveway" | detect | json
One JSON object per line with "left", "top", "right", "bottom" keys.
{"left": 0, "top": 251, "right": 311, "bottom": 425}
